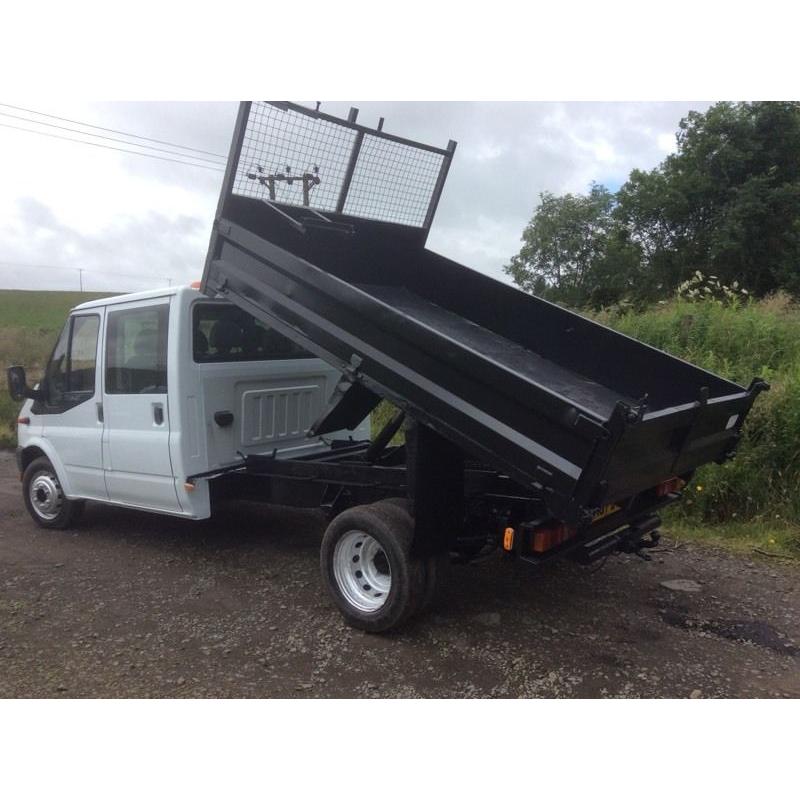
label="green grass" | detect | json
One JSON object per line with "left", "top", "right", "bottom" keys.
{"left": 0, "top": 289, "right": 112, "bottom": 447}
{"left": 0, "top": 289, "right": 111, "bottom": 330}
{"left": 663, "top": 519, "right": 800, "bottom": 560}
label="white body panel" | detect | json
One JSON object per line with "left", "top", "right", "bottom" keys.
{"left": 16, "top": 285, "right": 370, "bottom": 520}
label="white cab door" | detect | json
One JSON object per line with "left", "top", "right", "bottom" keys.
{"left": 101, "top": 298, "right": 181, "bottom": 513}
{"left": 40, "top": 311, "right": 107, "bottom": 500}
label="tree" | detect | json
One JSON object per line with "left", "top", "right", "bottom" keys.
{"left": 507, "top": 102, "right": 800, "bottom": 306}
{"left": 504, "top": 183, "right": 639, "bottom": 307}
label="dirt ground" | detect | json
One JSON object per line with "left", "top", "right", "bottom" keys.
{"left": 0, "top": 451, "right": 798, "bottom": 698}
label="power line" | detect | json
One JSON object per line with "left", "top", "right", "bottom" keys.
{"left": 0, "top": 121, "right": 226, "bottom": 172}
{"left": 0, "top": 110, "right": 227, "bottom": 166}
{"left": 0, "top": 102, "right": 227, "bottom": 160}
{"left": 0, "top": 260, "right": 183, "bottom": 287}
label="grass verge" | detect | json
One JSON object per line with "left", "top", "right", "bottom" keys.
{"left": 663, "top": 518, "right": 800, "bottom": 561}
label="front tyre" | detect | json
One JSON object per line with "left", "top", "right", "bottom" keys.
{"left": 320, "top": 503, "right": 424, "bottom": 633}
{"left": 22, "top": 456, "right": 84, "bottom": 530}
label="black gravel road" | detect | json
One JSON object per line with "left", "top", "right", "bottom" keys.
{"left": 1, "top": 451, "right": 798, "bottom": 698}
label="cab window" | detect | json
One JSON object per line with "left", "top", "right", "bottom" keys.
{"left": 106, "top": 304, "right": 169, "bottom": 394}
{"left": 192, "top": 303, "right": 313, "bottom": 363}
{"left": 43, "top": 314, "right": 100, "bottom": 408}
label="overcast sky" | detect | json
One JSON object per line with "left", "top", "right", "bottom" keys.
{"left": 0, "top": 101, "right": 711, "bottom": 293}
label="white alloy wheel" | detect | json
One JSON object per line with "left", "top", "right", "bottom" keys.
{"left": 29, "top": 469, "right": 64, "bottom": 521}
{"left": 332, "top": 529, "right": 392, "bottom": 612}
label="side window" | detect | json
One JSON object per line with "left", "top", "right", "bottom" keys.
{"left": 192, "top": 303, "right": 314, "bottom": 363}
{"left": 106, "top": 304, "right": 169, "bottom": 394}
{"left": 69, "top": 316, "right": 100, "bottom": 393}
{"left": 44, "top": 320, "right": 71, "bottom": 406}
{"left": 43, "top": 314, "right": 99, "bottom": 408}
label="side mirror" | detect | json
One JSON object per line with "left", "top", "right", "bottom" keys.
{"left": 7, "top": 365, "right": 42, "bottom": 402}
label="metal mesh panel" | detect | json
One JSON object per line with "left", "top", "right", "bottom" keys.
{"left": 343, "top": 134, "right": 445, "bottom": 226}
{"left": 232, "top": 102, "right": 447, "bottom": 227}
{"left": 234, "top": 102, "right": 356, "bottom": 212}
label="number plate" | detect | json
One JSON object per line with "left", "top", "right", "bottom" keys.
{"left": 592, "top": 503, "right": 621, "bottom": 523}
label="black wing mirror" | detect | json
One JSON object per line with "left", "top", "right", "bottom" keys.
{"left": 7, "top": 366, "right": 42, "bottom": 402}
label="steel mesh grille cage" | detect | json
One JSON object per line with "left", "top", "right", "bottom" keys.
{"left": 232, "top": 102, "right": 448, "bottom": 227}
{"left": 342, "top": 134, "right": 445, "bottom": 226}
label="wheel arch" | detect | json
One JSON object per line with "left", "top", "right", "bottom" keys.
{"left": 20, "top": 444, "right": 47, "bottom": 472}
{"left": 20, "top": 438, "right": 74, "bottom": 496}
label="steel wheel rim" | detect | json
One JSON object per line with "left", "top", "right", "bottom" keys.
{"left": 29, "top": 470, "right": 63, "bottom": 521}
{"left": 332, "top": 529, "right": 391, "bottom": 612}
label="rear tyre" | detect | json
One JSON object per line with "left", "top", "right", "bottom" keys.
{"left": 320, "top": 502, "right": 425, "bottom": 633}
{"left": 372, "top": 498, "right": 449, "bottom": 612}
{"left": 22, "top": 456, "right": 84, "bottom": 530}
{"left": 421, "top": 551, "right": 450, "bottom": 611}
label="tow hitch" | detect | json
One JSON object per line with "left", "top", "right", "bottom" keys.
{"left": 621, "top": 529, "right": 661, "bottom": 561}
{"left": 573, "top": 515, "right": 662, "bottom": 564}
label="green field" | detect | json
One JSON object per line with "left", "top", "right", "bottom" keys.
{"left": 0, "top": 290, "right": 113, "bottom": 447}
{"left": 0, "top": 289, "right": 112, "bottom": 330}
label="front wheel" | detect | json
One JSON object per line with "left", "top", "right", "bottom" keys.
{"left": 320, "top": 502, "right": 425, "bottom": 633}
{"left": 22, "top": 456, "right": 84, "bottom": 529}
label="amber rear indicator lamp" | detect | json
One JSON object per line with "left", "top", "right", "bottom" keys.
{"left": 503, "top": 527, "right": 515, "bottom": 551}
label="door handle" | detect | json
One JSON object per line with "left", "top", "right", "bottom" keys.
{"left": 153, "top": 404, "right": 164, "bottom": 425}
{"left": 96, "top": 402, "right": 104, "bottom": 423}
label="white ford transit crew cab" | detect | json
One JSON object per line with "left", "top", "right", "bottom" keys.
{"left": 9, "top": 285, "right": 366, "bottom": 528}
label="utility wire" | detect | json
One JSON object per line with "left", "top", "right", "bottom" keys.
{"left": 0, "top": 110, "right": 227, "bottom": 166}
{"left": 0, "top": 121, "right": 226, "bottom": 172}
{"left": 0, "top": 260, "right": 182, "bottom": 286}
{"left": 0, "top": 102, "right": 227, "bottom": 160}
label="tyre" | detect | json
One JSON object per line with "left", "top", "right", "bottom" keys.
{"left": 370, "top": 498, "right": 450, "bottom": 613}
{"left": 420, "top": 550, "right": 450, "bottom": 611}
{"left": 22, "top": 456, "right": 84, "bottom": 530}
{"left": 320, "top": 502, "right": 425, "bottom": 633}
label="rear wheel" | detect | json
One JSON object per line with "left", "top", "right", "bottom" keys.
{"left": 22, "top": 456, "right": 84, "bottom": 530}
{"left": 371, "top": 498, "right": 449, "bottom": 612}
{"left": 320, "top": 502, "right": 425, "bottom": 632}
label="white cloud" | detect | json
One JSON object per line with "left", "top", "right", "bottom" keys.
{"left": 0, "top": 101, "right": 710, "bottom": 292}
{"left": 658, "top": 131, "right": 678, "bottom": 153}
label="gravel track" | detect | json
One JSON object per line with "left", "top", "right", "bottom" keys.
{"left": 1, "top": 451, "right": 798, "bottom": 698}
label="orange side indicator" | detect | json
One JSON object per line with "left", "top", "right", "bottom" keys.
{"left": 190, "top": 280, "right": 202, "bottom": 289}
{"left": 503, "top": 527, "right": 515, "bottom": 551}
{"left": 531, "top": 522, "right": 577, "bottom": 554}
{"left": 183, "top": 481, "right": 196, "bottom": 493}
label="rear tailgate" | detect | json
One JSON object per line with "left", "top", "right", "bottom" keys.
{"left": 601, "top": 382, "right": 767, "bottom": 503}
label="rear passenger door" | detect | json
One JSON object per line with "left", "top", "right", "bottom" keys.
{"left": 102, "top": 298, "right": 181, "bottom": 513}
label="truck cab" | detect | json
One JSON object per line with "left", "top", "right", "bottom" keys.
{"left": 13, "top": 285, "right": 364, "bottom": 525}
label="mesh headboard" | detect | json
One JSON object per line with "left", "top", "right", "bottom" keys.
{"left": 229, "top": 102, "right": 456, "bottom": 229}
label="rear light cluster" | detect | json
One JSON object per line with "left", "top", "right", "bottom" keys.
{"left": 656, "top": 476, "right": 686, "bottom": 497}
{"left": 531, "top": 522, "right": 577, "bottom": 553}
{"left": 503, "top": 522, "right": 579, "bottom": 555}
